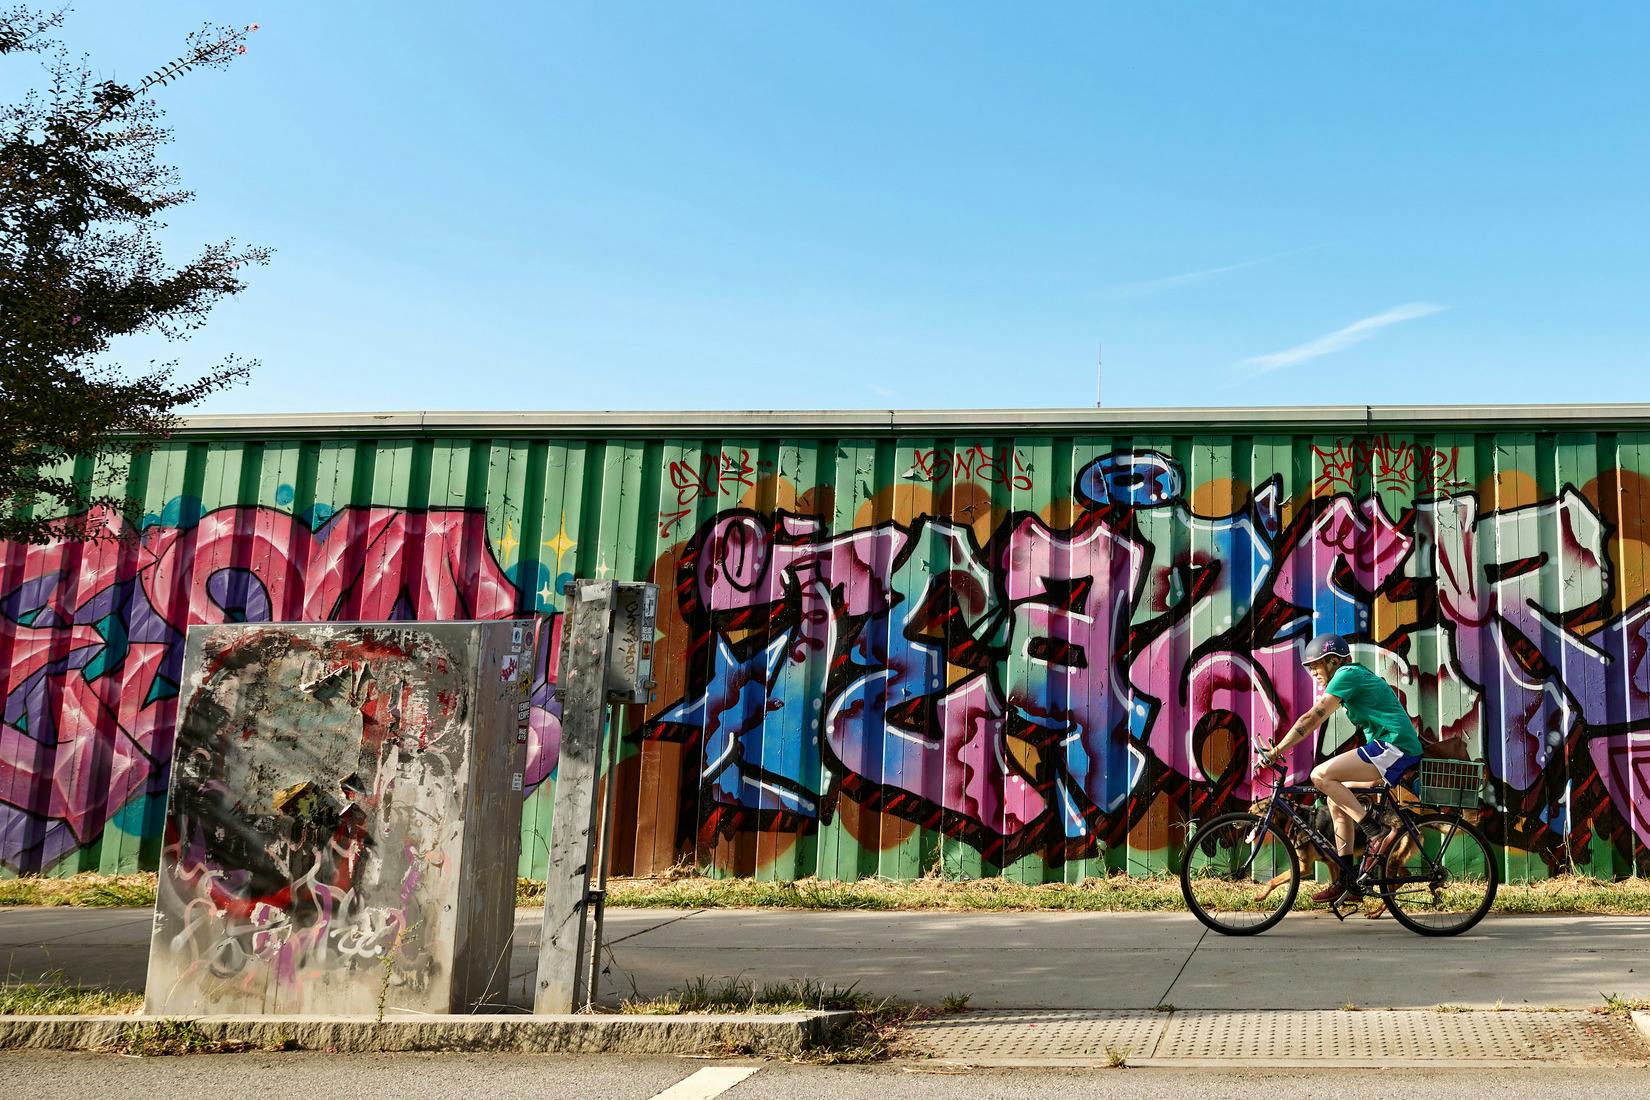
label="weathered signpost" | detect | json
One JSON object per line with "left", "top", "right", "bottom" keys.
{"left": 534, "top": 580, "right": 658, "bottom": 1014}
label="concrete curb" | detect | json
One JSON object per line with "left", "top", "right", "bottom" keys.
{"left": 1632, "top": 1011, "right": 1650, "bottom": 1046}
{"left": 0, "top": 1011, "right": 853, "bottom": 1056}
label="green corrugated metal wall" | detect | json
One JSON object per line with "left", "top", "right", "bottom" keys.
{"left": 3, "top": 413, "right": 1648, "bottom": 883}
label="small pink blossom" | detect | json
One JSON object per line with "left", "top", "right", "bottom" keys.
{"left": 248, "top": 23, "right": 260, "bottom": 32}
{"left": 70, "top": 315, "right": 81, "bottom": 325}
{"left": 236, "top": 44, "right": 248, "bottom": 54}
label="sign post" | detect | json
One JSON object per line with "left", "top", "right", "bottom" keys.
{"left": 534, "top": 580, "right": 658, "bottom": 1014}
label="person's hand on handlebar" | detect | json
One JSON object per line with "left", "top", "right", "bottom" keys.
{"left": 1256, "top": 744, "right": 1284, "bottom": 770}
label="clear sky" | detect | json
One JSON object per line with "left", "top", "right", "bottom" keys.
{"left": 16, "top": 3, "right": 1650, "bottom": 413}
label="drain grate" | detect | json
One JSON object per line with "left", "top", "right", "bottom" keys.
{"left": 906, "top": 1010, "right": 1650, "bottom": 1066}
{"left": 1158, "top": 1010, "right": 1648, "bottom": 1063}
{"left": 907, "top": 1010, "right": 1161, "bottom": 1062}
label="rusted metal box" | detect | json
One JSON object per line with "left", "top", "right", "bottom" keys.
{"left": 144, "top": 619, "right": 534, "bottom": 1016}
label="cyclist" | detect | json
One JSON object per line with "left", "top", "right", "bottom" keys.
{"left": 1257, "top": 632, "right": 1424, "bottom": 904}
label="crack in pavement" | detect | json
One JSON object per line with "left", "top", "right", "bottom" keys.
{"left": 1157, "top": 923, "right": 1207, "bottom": 1007}
{"left": 605, "top": 910, "right": 707, "bottom": 948}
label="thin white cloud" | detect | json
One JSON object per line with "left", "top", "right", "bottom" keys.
{"left": 869, "top": 383, "right": 897, "bottom": 399}
{"left": 1242, "top": 302, "right": 1448, "bottom": 376}
{"left": 1093, "top": 245, "right": 1321, "bottom": 302}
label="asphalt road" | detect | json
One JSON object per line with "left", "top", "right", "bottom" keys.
{"left": 4, "top": 906, "right": 1647, "bottom": 1011}
{"left": 3, "top": 1053, "right": 1650, "bottom": 1100}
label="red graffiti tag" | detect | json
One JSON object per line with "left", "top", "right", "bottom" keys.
{"left": 903, "top": 445, "right": 1033, "bottom": 490}
{"left": 659, "top": 450, "right": 757, "bottom": 537}
{"left": 1313, "top": 435, "right": 1468, "bottom": 495}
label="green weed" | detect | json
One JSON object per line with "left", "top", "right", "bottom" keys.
{"left": 115, "top": 1018, "right": 242, "bottom": 1056}
{"left": 0, "top": 972, "right": 141, "bottom": 1016}
{"left": 1600, "top": 992, "right": 1650, "bottom": 1014}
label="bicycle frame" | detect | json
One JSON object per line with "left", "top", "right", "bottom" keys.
{"left": 1245, "top": 763, "right": 1460, "bottom": 916}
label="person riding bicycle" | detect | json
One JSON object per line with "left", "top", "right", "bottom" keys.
{"left": 1256, "top": 632, "right": 1424, "bottom": 904}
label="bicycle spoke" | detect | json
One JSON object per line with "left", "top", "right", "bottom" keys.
{"left": 1181, "top": 815, "right": 1296, "bottom": 933}
{"left": 1380, "top": 815, "right": 1497, "bottom": 935}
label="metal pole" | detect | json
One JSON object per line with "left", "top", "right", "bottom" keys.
{"left": 583, "top": 698, "right": 626, "bottom": 1008}
{"left": 533, "top": 581, "right": 615, "bottom": 1014}
{"left": 582, "top": 581, "right": 657, "bottom": 1008}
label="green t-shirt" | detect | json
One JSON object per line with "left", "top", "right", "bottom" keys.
{"left": 1325, "top": 663, "right": 1423, "bottom": 757}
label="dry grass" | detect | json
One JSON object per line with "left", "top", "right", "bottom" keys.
{"left": 4, "top": 870, "right": 1648, "bottom": 916}
{"left": 602, "top": 874, "right": 1197, "bottom": 912}
{"left": 0, "top": 972, "right": 142, "bottom": 1016}
{"left": 1492, "top": 875, "right": 1650, "bottom": 915}
{"left": 596, "top": 872, "right": 1650, "bottom": 915}
{"left": 617, "top": 975, "right": 877, "bottom": 1016}
{"left": 616, "top": 975, "right": 966, "bottom": 1063}
{"left": 0, "top": 873, "right": 156, "bottom": 908}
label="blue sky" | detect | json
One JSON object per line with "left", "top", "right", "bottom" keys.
{"left": 16, "top": 3, "right": 1650, "bottom": 413}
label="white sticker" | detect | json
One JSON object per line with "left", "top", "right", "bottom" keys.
{"left": 500, "top": 654, "right": 520, "bottom": 683}
{"left": 511, "top": 625, "right": 525, "bottom": 647}
{"left": 511, "top": 772, "right": 523, "bottom": 792}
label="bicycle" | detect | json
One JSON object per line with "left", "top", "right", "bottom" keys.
{"left": 1178, "top": 756, "right": 1499, "bottom": 937}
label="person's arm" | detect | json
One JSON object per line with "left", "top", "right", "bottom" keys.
{"left": 1259, "top": 694, "right": 1343, "bottom": 765}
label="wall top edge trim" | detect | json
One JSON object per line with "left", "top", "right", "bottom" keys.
{"left": 169, "top": 404, "right": 1650, "bottom": 437}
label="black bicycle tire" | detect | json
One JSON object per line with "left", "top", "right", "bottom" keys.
{"left": 1179, "top": 811, "right": 1299, "bottom": 936}
{"left": 1380, "top": 812, "right": 1499, "bottom": 937}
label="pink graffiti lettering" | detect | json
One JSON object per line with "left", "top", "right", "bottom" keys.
{"left": 0, "top": 505, "right": 518, "bottom": 871}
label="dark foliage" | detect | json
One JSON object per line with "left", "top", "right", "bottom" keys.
{"left": 0, "top": 7, "right": 267, "bottom": 542}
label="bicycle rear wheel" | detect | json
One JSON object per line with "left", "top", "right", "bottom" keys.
{"left": 1179, "top": 812, "right": 1299, "bottom": 935}
{"left": 1379, "top": 813, "right": 1498, "bottom": 936}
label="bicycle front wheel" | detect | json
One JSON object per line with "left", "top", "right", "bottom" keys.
{"left": 1380, "top": 813, "right": 1498, "bottom": 936}
{"left": 1179, "top": 812, "right": 1299, "bottom": 936}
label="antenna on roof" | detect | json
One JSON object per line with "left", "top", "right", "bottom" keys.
{"left": 1095, "top": 342, "right": 1103, "bottom": 408}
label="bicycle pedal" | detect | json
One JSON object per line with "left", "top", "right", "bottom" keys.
{"left": 1327, "top": 898, "right": 1350, "bottom": 921}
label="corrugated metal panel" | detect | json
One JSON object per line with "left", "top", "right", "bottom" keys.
{"left": 3, "top": 414, "right": 1648, "bottom": 884}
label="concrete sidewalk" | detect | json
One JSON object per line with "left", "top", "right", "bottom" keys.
{"left": 2, "top": 906, "right": 1647, "bottom": 1012}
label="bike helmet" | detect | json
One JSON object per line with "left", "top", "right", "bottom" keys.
{"left": 1301, "top": 632, "right": 1351, "bottom": 666}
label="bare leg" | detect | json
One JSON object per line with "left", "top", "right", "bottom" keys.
{"left": 1311, "top": 750, "right": 1383, "bottom": 857}
{"left": 1328, "top": 799, "right": 1355, "bottom": 857}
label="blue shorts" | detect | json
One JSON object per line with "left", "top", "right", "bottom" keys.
{"left": 1357, "top": 739, "right": 1421, "bottom": 786}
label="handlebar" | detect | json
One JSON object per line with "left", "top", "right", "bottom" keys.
{"left": 1254, "top": 747, "right": 1288, "bottom": 775}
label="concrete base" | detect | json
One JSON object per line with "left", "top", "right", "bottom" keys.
{"left": 0, "top": 1011, "right": 850, "bottom": 1056}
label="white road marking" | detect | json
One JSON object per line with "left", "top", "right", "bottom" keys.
{"left": 646, "top": 1066, "right": 761, "bottom": 1100}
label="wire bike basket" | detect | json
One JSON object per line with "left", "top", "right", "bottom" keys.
{"left": 1414, "top": 758, "right": 1485, "bottom": 808}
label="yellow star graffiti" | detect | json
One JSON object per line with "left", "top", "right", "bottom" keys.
{"left": 497, "top": 521, "right": 520, "bottom": 560}
{"left": 542, "top": 516, "right": 578, "bottom": 572}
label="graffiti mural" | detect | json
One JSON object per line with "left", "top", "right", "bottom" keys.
{"left": 3, "top": 428, "right": 1649, "bottom": 883}
{"left": 647, "top": 444, "right": 1650, "bottom": 877}
{"left": 0, "top": 502, "right": 564, "bottom": 874}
